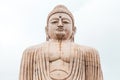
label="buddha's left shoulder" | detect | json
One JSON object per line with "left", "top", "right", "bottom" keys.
{"left": 74, "top": 43, "right": 99, "bottom": 56}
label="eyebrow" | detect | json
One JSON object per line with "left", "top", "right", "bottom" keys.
{"left": 49, "top": 18, "right": 59, "bottom": 21}
{"left": 49, "top": 17, "right": 71, "bottom": 22}
{"left": 62, "top": 18, "right": 71, "bottom": 21}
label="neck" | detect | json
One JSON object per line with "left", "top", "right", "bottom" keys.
{"left": 48, "top": 39, "right": 72, "bottom": 43}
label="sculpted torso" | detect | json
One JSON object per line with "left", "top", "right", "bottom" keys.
{"left": 45, "top": 41, "right": 73, "bottom": 79}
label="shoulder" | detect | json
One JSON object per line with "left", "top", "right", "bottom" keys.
{"left": 22, "top": 42, "right": 48, "bottom": 54}
{"left": 74, "top": 43, "right": 97, "bottom": 52}
{"left": 74, "top": 44, "right": 100, "bottom": 59}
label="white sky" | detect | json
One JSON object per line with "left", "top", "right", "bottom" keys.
{"left": 0, "top": 0, "right": 120, "bottom": 80}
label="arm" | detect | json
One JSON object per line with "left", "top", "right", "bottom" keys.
{"left": 85, "top": 48, "right": 103, "bottom": 80}
{"left": 19, "top": 48, "right": 35, "bottom": 80}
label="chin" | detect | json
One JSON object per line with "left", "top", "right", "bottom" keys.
{"left": 55, "top": 31, "right": 66, "bottom": 40}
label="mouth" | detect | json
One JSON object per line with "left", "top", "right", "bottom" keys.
{"left": 56, "top": 28, "right": 64, "bottom": 31}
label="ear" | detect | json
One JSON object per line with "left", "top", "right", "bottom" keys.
{"left": 70, "top": 26, "right": 76, "bottom": 42}
{"left": 45, "top": 26, "right": 49, "bottom": 41}
{"left": 45, "top": 26, "right": 48, "bottom": 34}
{"left": 73, "top": 26, "right": 76, "bottom": 35}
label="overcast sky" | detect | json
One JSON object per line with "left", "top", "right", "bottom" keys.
{"left": 0, "top": 0, "right": 120, "bottom": 80}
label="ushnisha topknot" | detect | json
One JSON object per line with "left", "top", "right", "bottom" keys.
{"left": 47, "top": 5, "right": 75, "bottom": 26}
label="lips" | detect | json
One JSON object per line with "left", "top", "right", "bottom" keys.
{"left": 56, "top": 28, "right": 64, "bottom": 31}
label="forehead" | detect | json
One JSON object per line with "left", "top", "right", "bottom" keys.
{"left": 49, "top": 13, "right": 72, "bottom": 20}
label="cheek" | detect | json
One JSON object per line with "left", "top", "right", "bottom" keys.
{"left": 65, "top": 28, "right": 73, "bottom": 35}
{"left": 65, "top": 26, "right": 72, "bottom": 32}
{"left": 65, "top": 27, "right": 73, "bottom": 36}
{"left": 48, "top": 26, "right": 54, "bottom": 31}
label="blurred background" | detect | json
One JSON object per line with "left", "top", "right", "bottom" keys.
{"left": 0, "top": 0, "right": 120, "bottom": 80}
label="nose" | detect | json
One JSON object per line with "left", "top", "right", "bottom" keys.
{"left": 58, "top": 19, "right": 63, "bottom": 27}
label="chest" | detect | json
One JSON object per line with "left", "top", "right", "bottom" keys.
{"left": 44, "top": 42, "right": 75, "bottom": 62}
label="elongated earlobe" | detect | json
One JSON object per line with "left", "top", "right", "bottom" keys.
{"left": 45, "top": 26, "right": 50, "bottom": 41}
{"left": 70, "top": 26, "right": 76, "bottom": 42}
{"left": 73, "top": 26, "right": 76, "bottom": 34}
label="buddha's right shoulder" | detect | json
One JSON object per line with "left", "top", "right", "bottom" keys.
{"left": 23, "top": 42, "right": 48, "bottom": 53}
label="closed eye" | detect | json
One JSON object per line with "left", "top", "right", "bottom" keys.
{"left": 50, "top": 20, "right": 58, "bottom": 24}
{"left": 63, "top": 20, "right": 70, "bottom": 24}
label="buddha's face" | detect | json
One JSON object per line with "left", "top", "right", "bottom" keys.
{"left": 46, "top": 13, "right": 74, "bottom": 40}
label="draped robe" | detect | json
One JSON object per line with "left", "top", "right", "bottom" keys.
{"left": 19, "top": 42, "right": 103, "bottom": 80}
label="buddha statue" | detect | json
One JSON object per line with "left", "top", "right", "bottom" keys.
{"left": 19, "top": 5, "right": 103, "bottom": 80}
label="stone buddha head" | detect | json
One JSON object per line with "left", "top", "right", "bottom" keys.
{"left": 45, "top": 5, "right": 76, "bottom": 42}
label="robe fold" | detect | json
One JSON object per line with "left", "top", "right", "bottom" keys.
{"left": 19, "top": 42, "right": 103, "bottom": 80}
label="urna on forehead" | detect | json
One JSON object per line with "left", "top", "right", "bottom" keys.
{"left": 47, "top": 5, "right": 75, "bottom": 26}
